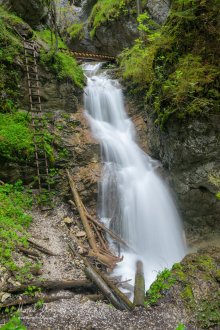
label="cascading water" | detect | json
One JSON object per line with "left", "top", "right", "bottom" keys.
{"left": 83, "top": 62, "right": 187, "bottom": 290}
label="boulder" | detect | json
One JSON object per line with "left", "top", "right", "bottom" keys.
{"left": 7, "top": 0, "right": 48, "bottom": 28}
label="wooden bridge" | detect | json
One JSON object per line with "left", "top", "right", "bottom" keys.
{"left": 63, "top": 50, "right": 116, "bottom": 62}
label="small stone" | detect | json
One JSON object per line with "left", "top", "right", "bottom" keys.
{"left": 1, "top": 292, "right": 11, "bottom": 302}
{"left": 76, "top": 231, "right": 86, "bottom": 238}
{"left": 78, "top": 247, "right": 84, "bottom": 254}
{"left": 63, "top": 217, "right": 73, "bottom": 224}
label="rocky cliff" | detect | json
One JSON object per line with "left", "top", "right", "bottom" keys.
{"left": 65, "top": 0, "right": 170, "bottom": 56}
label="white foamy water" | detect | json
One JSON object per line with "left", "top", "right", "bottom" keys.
{"left": 83, "top": 63, "right": 187, "bottom": 291}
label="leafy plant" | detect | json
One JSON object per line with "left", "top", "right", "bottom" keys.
{"left": 0, "top": 315, "right": 26, "bottom": 330}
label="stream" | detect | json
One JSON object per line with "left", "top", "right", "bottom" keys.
{"left": 83, "top": 62, "right": 187, "bottom": 291}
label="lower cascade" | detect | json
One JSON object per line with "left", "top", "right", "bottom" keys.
{"left": 83, "top": 63, "right": 187, "bottom": 290}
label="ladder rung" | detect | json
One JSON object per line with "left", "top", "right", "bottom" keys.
{"left": 28, "top": 78, "right": 40, "bottom": 82}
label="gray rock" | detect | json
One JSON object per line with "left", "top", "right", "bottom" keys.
{"left": 6, "top": 0, "right": 48, "bottom": 28}
{"left": 145, "top": 112, "right": 220, "bottom": 232}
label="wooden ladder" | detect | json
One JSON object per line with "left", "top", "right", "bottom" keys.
{"left": 23, "top": 40, "right": 51, "bottom": 197}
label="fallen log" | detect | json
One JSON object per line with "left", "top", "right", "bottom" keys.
{"left": 66, "top": 170, "right": 98, "bottom": 253}
{"left": 27, "top": 238, "right": 57, "bottom": 256}
{"left": 133, "top": 260, "right": 145, "bottom": 307}
{"left": 0, "top": 295, "right": 74, "bottom": 308}
{"left": 97, "top": 269, "right": 134, "bottom": 311}
{"left": 84, "top": 265, "right": 126, "bottom": 310}
{"left": 3, "top": 279, "right": 94, "bottom": 294}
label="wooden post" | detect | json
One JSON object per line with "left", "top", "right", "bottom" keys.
{"left": 133, "top": 260, "right": 145, "bottom": 307}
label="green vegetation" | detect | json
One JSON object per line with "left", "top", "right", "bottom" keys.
{"left": 175, "top": 324, "right": 186, "bottom": 330}
{"left": 67, "top": 23, "right": 85, "bottom": 41}
{"left": 36, "top": 29, "right": 84, "bottom": 87}
{"left": 89, "top": 0, "right": 134, "bottom": 37}
{"left": 0, "top": 6, "right": 23, "bottom": 112}
{"left": 40, "top": 49, "right": 84, "bottom": 87}
{"left": 0, "top": 181, "right": 34, "bottom": 280}
{"left": 35, "top": 29, "right": 67, "bottom": 49}
{"left": 0, "top": 112, "right": 34, "bottom": 161}
{"left": 119, "top": 0, "right": 220, "bottom": 127}
{"left": 172, "top": 255, "right": 220, "bottom": 329}
{"left": 0, "top": 315, "right": 26, "bottom": 330}
{"left": 145, "top": 268, "right": 176, "bottom": 306}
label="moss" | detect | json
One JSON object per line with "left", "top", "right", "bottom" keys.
{"left": 0, "top": 6, "right": 23, "bottom": 111}
{"left": 120, "top": 0, "right": 220, "bottom": 126}
{"left": 67, "top": 23, "right": 85, "bottom": 41}
{"left": 0, "top": 112, "right": 34, "bottom": 161}
{"left": 145, "top": 268, "right": 176, "bottom": 306}
{"left": 197, "top": 297, "right": 220, "bottom": 329}
{"left": 40, "top": 50, "right": 84, "bottom": 88}
{"left": 89, "top": 0, "right": 134, "bottom": 38}
{"left": 35, "top": 29, "right": 67, "bottom": 49}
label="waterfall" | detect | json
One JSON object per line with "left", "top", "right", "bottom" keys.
{"left": 83, "top": 63, "right": 187, "bottom": 289}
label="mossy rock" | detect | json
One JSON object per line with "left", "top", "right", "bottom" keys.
{"left": 145, "top": 247, "right": 220, "bottom": 329}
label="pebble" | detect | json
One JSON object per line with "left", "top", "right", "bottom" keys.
{"left": 63, "top": 217, "right": 73, "bottom": 224}
{"left": 76, "top": 231, "right": 86, "bottom": 238}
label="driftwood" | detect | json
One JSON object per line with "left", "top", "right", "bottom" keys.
{"left": 3, "top": 279, "right": 94, "bottom": 294}
{"left": 133, "top": 260, "right": 145, "bottom": 307}
{"left": 84, "top": 265, "right": 126, "bottom": 310}
{"left": 0, "top": 295, "right": 74, "bottom": 308}
{"left": 27, "top": 238, "right": 57, "bottom": 256}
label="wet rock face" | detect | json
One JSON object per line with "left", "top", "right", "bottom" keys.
{"left": 146, "top": 113, "right": 220, "bottom": 232}
{"left": 92, "top": 17, "right": 138, "bottom": 57}
{"left": 7, "top": 0, "right": 48, "bottom": 27}
{"left": 146, "top": 0, "right": 171, "bottom": 24}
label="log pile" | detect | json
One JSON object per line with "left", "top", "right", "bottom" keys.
{"left": 66, "top": 169, "right": 123, "bottom": 269}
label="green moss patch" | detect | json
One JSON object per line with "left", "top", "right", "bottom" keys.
{"left": 0, "top": 112, "right": 34, "bottom": 161}
{"left": 67, "top": 23, "right": 85, "bottom": 41}
{"left": 145, "top": 268, "right": 176, "bottom": 306}
{"left": 36, "top": 29, "right": 84, "bottom": 88}
{"left": 89, "top": 0, "right": 134, "bottom": 38}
